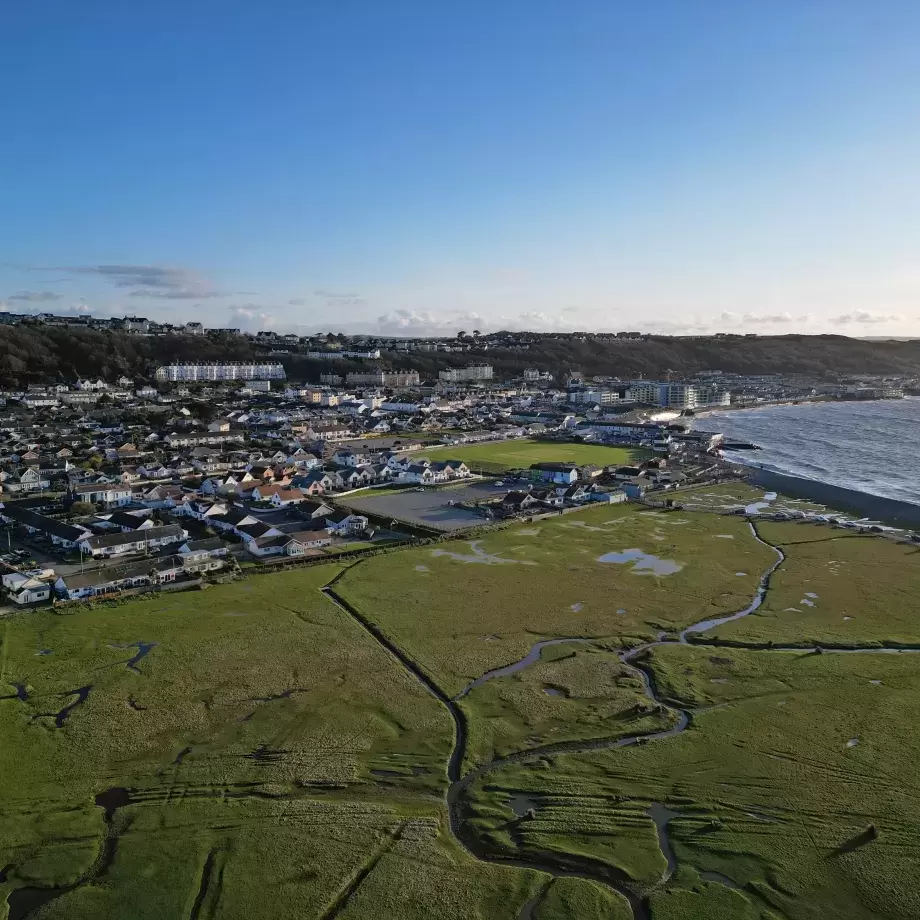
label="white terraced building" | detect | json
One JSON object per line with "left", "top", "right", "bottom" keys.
{"left": 155, "top": 362, "right": 286, "bottom": 382}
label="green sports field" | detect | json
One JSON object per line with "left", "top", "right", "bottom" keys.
{"left": 428, "top": 438, "right": 650, "bottom": 470}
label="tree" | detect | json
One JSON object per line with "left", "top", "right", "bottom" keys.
{"left": 70, "top": 501, "right": 95, "bottom": 515}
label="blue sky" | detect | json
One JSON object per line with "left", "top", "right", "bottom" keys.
{"left": 2, "top": 1, "right": 919, "bottom": 335}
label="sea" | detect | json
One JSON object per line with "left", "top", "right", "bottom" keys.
{"left": 694, "top": 397, "right": 920, "bottom": 508}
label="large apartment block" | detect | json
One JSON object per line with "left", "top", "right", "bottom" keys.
{"left": 630, "top": 382, "right": 731, "bottom": 409}
{"left": 155, "top": 362, "right": 286, "bottom": 382}
{"left": 438, "top": 364, "right": 494, "bottom": 383}
{"left": 345, "top": 369, "right": 420, "bottom": 387}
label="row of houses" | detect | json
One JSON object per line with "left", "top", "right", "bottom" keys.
{"left": 0, "top": 505, "right": 188, "bottom": 558}
{"left": 176, "top": 499, "right": 369, "bottom": 558}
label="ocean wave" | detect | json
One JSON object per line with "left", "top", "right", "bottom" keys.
{"left": 712, "top": 401, "right": 920, "bottom": 505}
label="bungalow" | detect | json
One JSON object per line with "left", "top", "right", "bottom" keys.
{"left": 250, "top": 484, "right": 307, "bottom": 507}
{"left": 324, "top": 512, "right": 370, "bottom": 536}
{"left": 532, "top": 488, "right": 563, "bottom": 508}
{"left": 299, "top": 499, "right": 334, "bottom": 519}
{"left": 102, "top": 510, "right": 155, "bottom": 531}
{"left": 54, "top": 557, "right": 182, "bottom": 600}
{"left": 209, "top": 507, "right": 259, "bottom": 533}
{"left": 560, "top": 483, "right": 590, "bottom": 503}
{"left": 77, "top": 523, "right": 187, "bottom": 558}
{"left": 138, "top": 463, "right": 171, "bottom": 479}
{"left": 179, "top": 537, "right": 229, "bottom": 558}
{"left": 201, "top": 474, "right": 250, "bottom": 497}
{"left": 501, "top": 490, "right": 540, "bottom": 512}
{"left": 174, "top": 499, "right": 228, "bottom": 521}
{"left": 236, "top": 521, "right": 284, "bottom": 543}
{"left": 70, "top": 483, "right": 132, "bottom": 507}
{"left": 247, "top": 529, "right": 332, "bottom": 558}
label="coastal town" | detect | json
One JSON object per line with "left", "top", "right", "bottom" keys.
{"left": 0, "top": 312, "right": 912, "bottom": 609}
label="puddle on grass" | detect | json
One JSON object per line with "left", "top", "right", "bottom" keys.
{"left": 570, "top": 602, "right": 583, "bottom": 612}
{"left": 800, "top": 599, "right": 816, "bottom": 607}
{"left": 517, "top": 528, "right": 541, "bottom": 536}
{"left": 843, "top": 616, "right": 852, "bottom": 621}
{"left": 870, "top": 680, "right": 882, "bottom": 685}
{"left": 616, "top": 608, "right": 627, "bottom": 615}
{"left": 805, "top": 592, "right": 819, "bottom": 599}
{"left": 509, "top": 793, "right": 539, "bottom": 817}
{"left": 744, "top": 492, "right": 778, "bottom": 514}
{"left": 597, "top": 549, "right": 683, "bottom": 576}
{"left": 783, "top": 608, "right": 801, "bottom": 612}
{"left": 714, "top": 534, "right": 734, "bottom": 539}
{"left": 2, "top": 683, "right": 29, "bottom": 702}
{"left": 432, "top": 541, "right": 537, "bottom": 566}
{"left": 414, "top": 565, "right": 430, "bottom": 572}
{"left": 35, "top": 649, "right": 53, "bottom": 656}
{"left": 30, "top": 686, "right": 92, "bottom": 728}
{"left": 543, "top": 687, "right": 566, "bottom": 697}
{"left": 109, "top": 642, "right": 157, "bottom": 674}
{"left": 846, "top": 738, "right": 860, "bottom": 748}
{"left": 735, "top": 572, "right": 747, "bottom": 577}
{"left": 457, "top": 639, "right": 590, "bottom": 697}
{"left": 710, "top": 678, "right": 728, "bottom": 684}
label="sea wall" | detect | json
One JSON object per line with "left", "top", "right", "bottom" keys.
{"left": 746, "top": 467, "right": 920, "bottom": 526}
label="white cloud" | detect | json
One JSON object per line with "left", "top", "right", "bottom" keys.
{"left": 830, "top": 310, "right": 903, "bottom": 325}
{"left": 228, "top": 304, "right": 275, "bottom": 331}
{"left": 741, "top": 311, "right": 795, "bottom": 324}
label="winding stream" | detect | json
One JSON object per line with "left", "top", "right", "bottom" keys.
{"left": 322, "top": 520, "right": 914, "bottom": 920}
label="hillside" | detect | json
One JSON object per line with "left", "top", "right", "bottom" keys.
{"left": 0, "top": 325, "right": 918, "bottom": 386}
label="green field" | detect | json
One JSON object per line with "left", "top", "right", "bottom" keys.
{"left": 0, "top": 568, "right": 543, "bottom": 920}
{"left": 428, "top": 438, "right": 649, "bottom": 471}
{"left": 699, "top": 521, "right": 920, "bottom": 647}
{"left": 467, "top": 645, "right": 920, "bottom": 919}
{"left": 335, "top": 502, "right": 776, "bottom": 696}
{"left": 3, "top": 484, "right": 920, "bottom": 919}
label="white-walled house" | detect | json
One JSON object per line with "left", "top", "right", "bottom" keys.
{"left": 247, "top": 530, "right": 332, "bottom": 557}
{"left": 77, "top": 523, "right": 187, "bottom": 558}
{"left": 324, "top": 513, "right": 370, "bottom": 535}
{"left": 3, "top": 573, "right": 52, "bottom": 605}
{"left": 71, "top": 483, "right": 132, "bottom": 507}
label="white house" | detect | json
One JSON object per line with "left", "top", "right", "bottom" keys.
{"left": 77, "top": 523, "right": 187, "bottom": 558}
{"left": 70, "top": 483, "right": 132, "bottom": 507}
{"left": 324, "top": 513, "right": 370, "bottom": 536}
{"left": 4, "top": 574, "right": 52, "bottom": 605}
{"left": 400, "top": 464, "right": 438, "bottom": 484}
{"left": 247, "top": 530, "right": 332, "bottom": 557}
